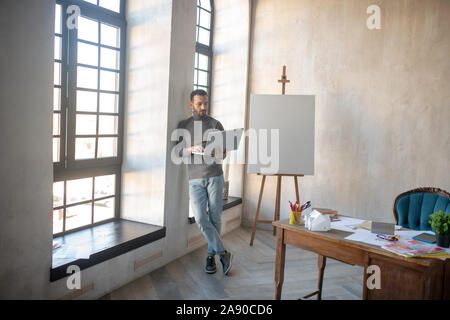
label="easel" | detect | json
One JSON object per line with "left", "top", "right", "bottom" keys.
{"left": 249, "top": 66, "right": 304, "bottom": 246}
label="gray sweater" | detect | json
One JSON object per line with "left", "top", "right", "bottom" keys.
{"left": 177, "top": 114, "right": 224, "bottom": 180}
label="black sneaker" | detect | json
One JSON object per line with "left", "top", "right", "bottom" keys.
{"left": 205, "top": 255, "right": 216, "bottom": 274}
{"left": 220, "top": 251, "right": 233, "bottom": 275}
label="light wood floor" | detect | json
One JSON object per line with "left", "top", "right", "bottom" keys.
{"left": 100, "top": 226, "right": 364, "bottom": 300}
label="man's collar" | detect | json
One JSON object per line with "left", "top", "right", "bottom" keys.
{"left": 192, "top": 113, "right": 206, "bottom": 121}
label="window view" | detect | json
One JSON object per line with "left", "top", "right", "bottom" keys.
{"left": 52, "top": 0, "right": 125, "bottom": 236}
{"left": 193, "top": 0, "right": 213, "bottom": 93}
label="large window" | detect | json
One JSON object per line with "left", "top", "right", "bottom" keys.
{"left": 193, "top": 0, "right": 214, "bottom": 94}
{"left": 52, "top": 0, "right": 126, "bottom": 237}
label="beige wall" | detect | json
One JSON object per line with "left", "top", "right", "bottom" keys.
{"left": 243, "top": 0, "right": 450, "bottom": 228}
{"left": 211, "top": 0, "right": 251, "bottom": 198}
{"left": 0, "top": 0, "right": 55, "bottom": 299}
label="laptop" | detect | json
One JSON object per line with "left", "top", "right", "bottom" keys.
{"left": 371, "top": 221, "right": 395, "bottom": 235}
{"left": 192, "top": 128, "right": 244, "bottom": 156}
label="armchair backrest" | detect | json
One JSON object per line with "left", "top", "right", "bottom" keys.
{"left": 393, "top": 187, "right": 450, "bottom": 231}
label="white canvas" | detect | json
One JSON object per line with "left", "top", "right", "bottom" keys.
{"left": 247, "top": 94, "right": 315, "bottom": 175}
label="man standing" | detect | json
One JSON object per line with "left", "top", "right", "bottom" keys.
{"left": 176, "top": 89, "right": 233, "bottom": 275}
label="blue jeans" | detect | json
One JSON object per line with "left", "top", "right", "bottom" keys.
{"left": 189, "top": 174, "right": 226, "bottom": 256}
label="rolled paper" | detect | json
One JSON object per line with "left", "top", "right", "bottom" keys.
{"left": 223, "top": 162, "right": 230, "bottom": 181}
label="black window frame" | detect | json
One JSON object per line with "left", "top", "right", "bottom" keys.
{"left": 52, "top": 0, "right": 126, "bottom": 238}
{"left": 194, "top": 0, "right": 214, "bottom": 106}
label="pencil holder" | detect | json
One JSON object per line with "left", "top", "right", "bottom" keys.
{"left": 289, "top": 210, "right": 302, "bottom": 226}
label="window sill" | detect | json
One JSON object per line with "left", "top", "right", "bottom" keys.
{"left": 188, "top": 196, "right": 242, "bottom": 224}
{"left": 50, "top": 219, "right": 166, "bottom": 282}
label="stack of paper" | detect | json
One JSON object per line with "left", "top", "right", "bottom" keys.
{"left": 382, "top": 240, "right": 445, "bottom": 258}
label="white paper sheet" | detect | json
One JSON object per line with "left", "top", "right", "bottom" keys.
{"left": 344, "top": 229, "right": 392, "bottom": 246}
{"left": 330, "top": 217, "right": 365, "bottom": 232}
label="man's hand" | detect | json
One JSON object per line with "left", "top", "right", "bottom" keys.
{"left": 211, "top": 147, "right": 226, "bottom": 159}
{"left": 189, "top": 145, "right": 204, "bottom": 154}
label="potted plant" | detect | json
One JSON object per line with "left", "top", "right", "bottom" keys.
{"left": 429, "top": 210, "right": 450, "bottom": 248}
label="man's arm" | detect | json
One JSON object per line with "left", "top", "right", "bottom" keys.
{"left": 176, "top": 121, "right": 204, "bottom": 156}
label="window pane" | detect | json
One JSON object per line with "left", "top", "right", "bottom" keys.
{"left": 78, "top": 16, "right": 99, "bottom": 43}
{"left": 66, "top": 177, "right": 93, "bottom": 204}
{"left": 77, "top": 66, "right": 98, "bottom": 89}
{"left": 198, "top": 28, "right": 210, "bottom": 46}
{"left": 54, "top": 62, "right": 61, "bottom": 85}
{"left": 198, "top": 53, "right": 209, "bottom": 70}
{"left": 200, "top": 9, "right": 211, "bottom": 29}
{"left": 94, "top": 198, "right": 115, "bottom": 222}
{"left": 77, "top": 42, "right": 98, "bottom": 66}
{"left": 98, "top": 115, "right": 118, "bottom": 135}
{"left": 66, "top": 203, "right": 92, "bottom": 231}
{"left": 75, "top": 138, "right": 96, "bottom": 159}
{"left": 55, "top": 4, "right": 62, "bottom": 34}
{"left": 99, "top": 0, "right": 121, "bottom": 13}
{"left": 101, "top": 23, "right": 120, "bottom": 48}
{"left": 198, "top": 70, "right": 208, "bottom": 86}
{"left": 194, "top": 70, "right": 197, "bottom": 84}
{"left": 53, "top": 113, "right": 60, "bottom": 135}
{"left": 53, "top": 138, "right": 60, "bottom": 162}
{"left": 76, "top": 90, "right": 97, "bottom": 112}
{"left": 76, "top": 114, "right": 97, "bottom": 135}
{"left": 100, "top": 70, "right": 119, "bottom": 91}
{"left": 53, "top": 181, "right": 64, "bottom": 208}
{"left": 54, "top": 36, "right": 62, "bottom": 60}
{"left": 100, "top": 47, "right": 120, "bottom": 70}
{"left": 53, "top": 209, "right": 64, "bottom": 234}
{"left": 97, "top": 137, "right": 117, "bottom": 158}
{"left": 53, "top": 87, "right": 61, "bottom": 110}
{"left": 200, "top": 0, "right": 211, "bottom": 11}
{"left": 95, "top": 174, "right": 115, "bottom": 198}
{"left": 99, "top": 92, "right": 118, "bottom": 113}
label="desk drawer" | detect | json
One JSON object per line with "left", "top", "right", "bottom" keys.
{"left": 284, "top": 229, "right": 366, "bottom": 266}
{"left": 364, "top": 252, "right": 444, "bottom": 300}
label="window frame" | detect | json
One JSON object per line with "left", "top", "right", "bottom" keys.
{"left": 194, "top": 0, "right": 214, "bottom": 105}
{"left": 53, "top": 0, "right": 126, "bottom": 238}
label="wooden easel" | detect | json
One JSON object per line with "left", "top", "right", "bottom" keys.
{"left": 249, "top": 66, "right": 304, "bottom": 246}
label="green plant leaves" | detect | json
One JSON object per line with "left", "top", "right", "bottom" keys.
{"left": 429, "top": 210, "right": 450, "bottom": 235}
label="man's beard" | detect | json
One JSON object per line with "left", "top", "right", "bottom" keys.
{"left": 194, "top": 110, "right": 206, "bottom": 116}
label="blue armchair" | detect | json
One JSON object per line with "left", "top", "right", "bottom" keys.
{"left": 393, "top": 187, "right": 450, "bottom": 231}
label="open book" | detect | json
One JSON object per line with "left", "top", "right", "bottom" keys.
{"left": 382, "top": 240, "right": 444, "bottom": 258}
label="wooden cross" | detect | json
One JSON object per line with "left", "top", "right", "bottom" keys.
{"left": 277, "top": 65, "right": 290, "bottom": 95}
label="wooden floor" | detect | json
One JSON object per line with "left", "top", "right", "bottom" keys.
{"left": 100, "top": 226, "right": 364, "bottom": 300}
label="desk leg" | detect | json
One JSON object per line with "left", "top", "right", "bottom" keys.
{"left": 250, "top": 175, "right": 266, "bottom": 246}
{"left": 317, "top": 255, "right": 327, "bottom": 300}
{"left": 274, "top": 228, "right": 286, "bottom": 300}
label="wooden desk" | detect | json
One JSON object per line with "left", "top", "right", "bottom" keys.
{"left": 273, "top": 218, "right": 450, "bottom": 300}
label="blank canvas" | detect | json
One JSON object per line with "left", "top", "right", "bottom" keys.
{"left": 247, "top": 94, "right": 315, "bottom": 175}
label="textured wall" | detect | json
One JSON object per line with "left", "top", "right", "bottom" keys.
{"left": 243, "top": 0, "right": 450, "bottom": 228}
{"left": 121, "top": 0, "right": 173, "bottom": 226}
{"left": 0, "top": 0, "right": 55, "bottom": 299}
{"left": 211, "top": 0, "right": 251, "bottom": 198}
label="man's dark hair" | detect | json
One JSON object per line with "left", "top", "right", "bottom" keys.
{"left": 190, "top": 89, "right": 208, "bottom": 102}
